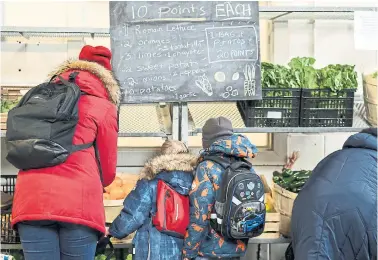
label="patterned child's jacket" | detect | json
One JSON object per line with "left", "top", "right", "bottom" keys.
{"left": 109, "top": 153, "right": 197, "bottom": 260}
{"left": 182, "top": 134, "right": 258, "bottom": 259}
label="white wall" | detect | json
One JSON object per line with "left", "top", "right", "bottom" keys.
{"left": 2, "top": 1, "right": 109, "bottom": 28}
{"left": 273, "top": 20, "right": 377, "bottom": 71}
{"left": 2, "top": 1, "right": 377, "bottom": 85}
{"left": 0, "top": 2, "right": 374, "bottom": 259}
{"left": 1, "top": 1, "right": 110, "bottom": 85}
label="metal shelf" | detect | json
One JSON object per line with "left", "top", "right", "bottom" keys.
{"left": 118, "top": 132, "right": 167, "bottom": 137}
{"left": 1, "top": 7, "right": 376, "bottom": 37}
{"left": 259, "top": 6, "right": 377, "bottom": 21}
{"left": 0, "top": 244, "right": 22, "bottom": 250}
{"left": 190, "top": 106, "right": 371, "bottom": 135}
{"left": 191, "top": 126, "right": 368, "bottom": 135}
{"left": 1, "top": 26, "right": 109, "bottom": 38}
{"left": 1, "top": 104, "right": 370, "bottom": 137}
{"left": 0, "top": 131, "right": 167, "bottom": 138}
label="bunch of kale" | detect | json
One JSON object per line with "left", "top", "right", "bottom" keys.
{"left": 261, "top": 57, "right": 358, "bottom": 93}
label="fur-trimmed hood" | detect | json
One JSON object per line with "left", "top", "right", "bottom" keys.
{"left": 139, "top": 153, "right": 198, "bottom": 180}
{"left": 48, "top": 59, "right": 121, "bottom": 106}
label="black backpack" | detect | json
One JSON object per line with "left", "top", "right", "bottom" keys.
{"left": 5, "top": 72, "right": 94, "bottom": 171}
{"left": 204, "top": 156, "right": 266, "bottom": 240}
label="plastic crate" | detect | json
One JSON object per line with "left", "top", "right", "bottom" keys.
{"left": 1, "top": 176, "right": 17, "bottom": 195}
{"left": 1, "top": 175, "right": 19, "bottom": 244}
{"left": 237, "top": 88, "right": 301, "bottom": 127}
{"left": 300, "top": 89, "right": 355, "bottom": 127}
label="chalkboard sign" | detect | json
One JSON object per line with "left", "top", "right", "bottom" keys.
{"left": 110, "top": 1, "right": 261, "bottom": 103}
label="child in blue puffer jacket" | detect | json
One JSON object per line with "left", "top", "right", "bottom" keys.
{"left": 109, "top": 140, "right": 197, "bottom": 260}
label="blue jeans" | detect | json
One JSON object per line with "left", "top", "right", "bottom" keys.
{"left": 18, "top": 221, "right": 98, "bottom": 260}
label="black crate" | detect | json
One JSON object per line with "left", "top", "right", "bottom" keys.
{"left": 1, "top": 175, "right": 19, "bottom": 244}
{"left": 1, "top": 175, "right": 17, "bottom": 195}
{"left": 237, "top": 88, "right": 301, "bottom": 127}
{"left": 300, "top": 89, "right": 355, "bottom": 127}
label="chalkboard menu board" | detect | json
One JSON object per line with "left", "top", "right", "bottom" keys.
{"left": 110, "top": 1, "right": 261, "bottom": 103}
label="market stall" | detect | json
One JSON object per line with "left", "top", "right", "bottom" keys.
{"left": 1, "top": 2, "right": 376, "bottom": 260}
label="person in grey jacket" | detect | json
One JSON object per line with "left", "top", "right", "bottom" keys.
{"left": 290, "top": 128, "right": 377, "bottom": 260}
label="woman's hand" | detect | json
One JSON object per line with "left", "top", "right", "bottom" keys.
{"left": 105, "top": 226, "right": 110, "bottom": 236}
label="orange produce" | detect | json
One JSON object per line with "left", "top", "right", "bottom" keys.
{"left": 103, "top": 193, "right": 110, "bottom": 200}
{"left": 104, "top": 177, "right": 123, "bottom": 193}
{"left": 109, "top": 186, "right": 126, "bottom": 200}
{"left": 113, "top": 176, "right": 123, "bottom": 187}
{"left": 104, "top": 185, "right": 112, "bottom": 194}
{"left": 121, "top": 183, "right": 135, "bottom": 197}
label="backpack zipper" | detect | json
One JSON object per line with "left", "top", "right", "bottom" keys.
{"left": 163, "top": 190, "right": 170, "bottom": 230}
{"left": 221, "top": 172, "right": 245, "bottom": 235}
{"left": 225, "top": 172, "right": 246, "bottom": 200}
{"left": 175, "top": 202, "right": 179, "bottom": 221}
{"left": 147, "top": 224, "right": 151, "bottom": 260}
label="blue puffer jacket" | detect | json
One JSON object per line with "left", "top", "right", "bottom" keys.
{"left": 109, "top": 153, "right": 197, "bottom": 260}
{"left": 182, "top": 134, "right": 258, "bottom": 259}
{"left": 291, "top": 129, "right": 377, "bottom": 260}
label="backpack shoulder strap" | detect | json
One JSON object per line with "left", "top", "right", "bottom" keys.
{"left": 116, "top": 104, "right": 121, "bottom": 130}
{"left": 202, "top": 155, "right": 230, "bottom": 169}
{"left": 151, "top": 179, "right": 163, "bottom": 215}
{"left": 62, "top": 72, "right": 105, "bottom": 187}
{"left": 202, "top": 155, "right": 252, "bottom": 171}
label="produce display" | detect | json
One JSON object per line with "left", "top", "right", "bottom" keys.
{"left": 262, "top": 57, "right": 358, "bottom": 93}
{"left": 265, "top": 202, "right": 272, "bottom": 213}
{"left": 1, "top": 213, "right": 18, "bottom": 243}
{"left": 273, "top": 168, "right": 312, "bottom": 193}
{"left": 95, "top": 254, "right": 132, "bottom": 260}
{"left": 265, "top": 196, "right": 274, "bottom": 213}
{"left": 261, "top": 62, "right": 299, "bottom": 89}
{"left": 103, "top": 176, "right": 136, "bottom": 200}
{"left": 1, "top": 99, "right": 19, "bottom": 113}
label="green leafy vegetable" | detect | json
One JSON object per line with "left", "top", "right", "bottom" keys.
{"left": 261, "top": 62, "right": 298, "bottom": 89}
{"left": 1, "top": 99, "right": 19, "bottom": 113}
{"left": 317, "top": 64, "right": 358, "bottom": 92}
{"left": 261, "top": 58, "right": 358, "bottom": 95}
{"left": 288, "top": 57, "right": 318, "bottom": 89}
{"left": 272, "top": 168, "right": 312, "bottom": 193}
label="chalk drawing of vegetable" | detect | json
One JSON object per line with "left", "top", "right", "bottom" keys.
{"left": 221, "top": 86, "right": 239, "bottom": 99}
{"left": 195, "top": 74, "right": 213, "bottom": 96}
{"left": 127, "top": 77, "right": 137, "bottom": 87}
{"left": 244, "top": 64, "right": 256, "bottom": 97}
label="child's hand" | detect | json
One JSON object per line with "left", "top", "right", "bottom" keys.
{"left": 105, "top": 226, "right": 110, "bottom": 236}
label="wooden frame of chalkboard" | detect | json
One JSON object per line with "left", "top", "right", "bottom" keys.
{"left": 110, "top": 1, "right": 262, "bottom": 104}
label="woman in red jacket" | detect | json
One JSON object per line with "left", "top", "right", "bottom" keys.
{"left": 11, "top": 45, "right": 120, "bottom": 260}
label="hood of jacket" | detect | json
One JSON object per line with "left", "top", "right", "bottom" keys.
{"left": 201, "top": 134, "right": 258, "bottom": 159}
{"left": 48, "top": 59, "right": 121, "bottom": 106}
{"left": 343, "top": 130, "right": 377, "bottom": 152}
{"left": 139, "top": 153, "right": 197, "bottom": 195}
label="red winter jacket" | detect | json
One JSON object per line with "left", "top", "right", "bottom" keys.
{"left": 11, "top": 59, "right": 120, "bottom": 234}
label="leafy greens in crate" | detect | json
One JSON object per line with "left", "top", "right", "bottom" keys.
{"left": 261, "top": 57, "right": 358, "bottom": 95}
